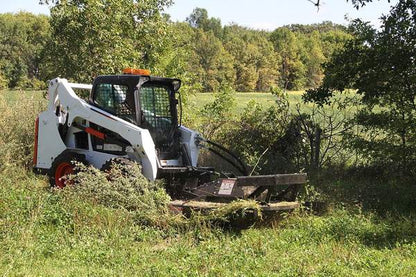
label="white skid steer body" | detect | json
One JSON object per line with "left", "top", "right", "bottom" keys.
{"left": 34, "top": 77, "right": 200, "bottom": 182}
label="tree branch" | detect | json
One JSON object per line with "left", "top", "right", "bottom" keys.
{"left": 307, "top": 0, "right": 321, "bottom": 7}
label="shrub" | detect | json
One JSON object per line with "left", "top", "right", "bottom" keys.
{"left": 16, "top": 76, "right": 47, "bottom": 90}
{"left": 205, "top": 90, "right": 299, "bottom": 175}
{"left": 64, "top": 162, "right": 265, "bottom": 230}
{"left": 198, "top": 87, "right": 237, "bottom": 139}
{"left": 0, "top": 70, "right": 7, "bottom": 90}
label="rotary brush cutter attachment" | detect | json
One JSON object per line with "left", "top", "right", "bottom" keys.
{"left": 167, "top": 138, "right": 307, "bottom": 218}
{"left": 169, "top": 173, "right": 307, "bottom": 214}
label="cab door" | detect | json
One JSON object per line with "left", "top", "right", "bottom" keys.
{"left": 139, "top": 82, "right": 180, "bottom": 160}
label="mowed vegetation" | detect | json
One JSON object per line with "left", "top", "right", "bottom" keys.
{"left": 1, "top": 91, "right": 416, "bottom": 276}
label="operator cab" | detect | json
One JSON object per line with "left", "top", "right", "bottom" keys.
{"left": 89, "top": 69, "right": 182, "bottom": 161}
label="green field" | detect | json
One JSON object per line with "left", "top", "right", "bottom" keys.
{"left": 189, "top": 91, "right": 305, "bottom": 113}
{"left": 2, "top": 90, "right": 44, "bottom": 101}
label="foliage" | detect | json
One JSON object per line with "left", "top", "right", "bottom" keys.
{"left": 0, "top": 12, "right": 50, "bottom": 88}
{"left": 223, "top": 25, "right": 279, "bottom": 91}
{"left": 198, "top": 88, "right": 303, "bottom": 175}
{"left": 191, "top": 29, "right": 235, "bottom": 92}
{"left": 0, "top": 8, "right": 351, "bottom": 92}
{"left": 45, "top": 0, "right": 172, "bottom": 83}
{"left": 293, "top": 95, "right": 358, "bottom": 172}
{"left": 2, "top": 165, "right": 416, "bottom": 275}
{"left": 186, "top": 7, "right": 223, "bottom": 38}
{"left": 3, "top": 1, "right": 416, "bottom": 272}
{"left": 0, "top": 70, "right": 7, "bottom": 90}
{"left": 271, "top": 27, "right": 307, "bottom": 90}
{"left": 304, "top": 0, "right": 416, "bottom": 175}
{"left": 225, "top": 93, "right": 293, "bottom": 174}
{"left": 1, "top": 84, "right": 416, "bottom": 275}
{"left": 303, "top": 31, "right": 326, "bottom": 87}
{"left": 285, "top": 21, "right": 348, "bottom": 34}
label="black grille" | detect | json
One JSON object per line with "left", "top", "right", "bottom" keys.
{"left": 140, "top": 84, "right": 180, "bottom": 159}
{"left": 94, "top": 84, "right": 135, "bottom": 122}
{"left": 140, "top": 85, "right": 172, "bottom": 131}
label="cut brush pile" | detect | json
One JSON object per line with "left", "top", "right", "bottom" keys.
{"left": 65, "top": 162, "right": 263, "bottom": 230}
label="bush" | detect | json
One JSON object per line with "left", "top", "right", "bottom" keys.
{"left": 66, "top": 162, "right": 265, "bottom": 230}
{"left": 0, "top": 70, "right": 7, "bottom": 90}
{"left": 198, "top": 87, "right": 237, "bottom": 139}
{"left": 200, "top": 90, "right": 300, "bottom": 175}
{"left": 16, "top": 76, "right": 47, "bottom": 90}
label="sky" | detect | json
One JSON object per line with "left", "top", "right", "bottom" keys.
{"left": 0, "top": 0, "right": 398, "bottom": 30}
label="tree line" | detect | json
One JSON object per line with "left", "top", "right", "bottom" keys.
{"left": 0, "top": 5, "right": 351, "bottom": 92}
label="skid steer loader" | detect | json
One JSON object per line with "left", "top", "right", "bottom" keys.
{"left": 33, "top": 68, "right": 306, "bottom": 212}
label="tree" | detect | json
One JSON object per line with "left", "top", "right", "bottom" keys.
{"left": 304, "top": 0, "right": 416, "bottom": 174}
{"left": 153, "top": 22, "right": 203, "bottom": 99}
{"left": 270, "top": 28, "right": 307, "bottom": 90}
{"left": 191, "top": 29, "right": 235, "bottom": 91}
{"left": 303, "top": 31, "right": 325, "bottom": 87}
{"left": 285, "top": 21, "right": 347, "bottom": 34}
{"left": 45, "top": 0, "right": 171, "bottom": 83}
{"left": 186, "top": 8, "right": 222, "bottom": 38}
{"left": 223, "top": 25, "right": 279, "bottom": 92}
{"left": 0, "top": 12, "right": 50, "bottom": 88}
{"left": 320, "top": 29, "right": 353, "bottom": 58}
{"left": 186, "top": 7, "right": 208, "bottom": 28}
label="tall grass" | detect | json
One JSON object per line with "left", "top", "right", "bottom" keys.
{"left": 0, "top": 93, "right": 45, "bottom": 169}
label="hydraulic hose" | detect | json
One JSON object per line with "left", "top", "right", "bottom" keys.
{"left": 198, "top": 139, "right": 249, "bottom": 176}
{"left": 205, "top": 140, "right": 249, "bottom": 176}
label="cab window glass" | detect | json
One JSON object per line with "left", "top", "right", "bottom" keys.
{"left": 140, "top": 84, "right": 172, "bottom": 130}
{"left": 94, "top": 83, "right": 135, "bottom": 122}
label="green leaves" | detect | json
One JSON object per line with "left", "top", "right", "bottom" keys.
{"left": 0, "top": 12, "right": 49, "bottom": 88}
{"left": 46, "top": 0, "right": 171, "bottom": 83}
{"left": 304, "top": 1, "right": 416, "bottom": 171}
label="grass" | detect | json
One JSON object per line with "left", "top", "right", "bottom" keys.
{"left": 1, "top": 90, "right": 416, "bottom": 276}
{"left": 2, "top": 170, "right": 416, "bottom": 276}
{"left": 189, "top": 91, "right": 306, "bottom": 114}
{"left": 1, "top": 90, "right": 44, "bottom": 102}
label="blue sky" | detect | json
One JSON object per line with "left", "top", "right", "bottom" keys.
{"left": 0, "top": 0, "right": 397, "bottom": 30}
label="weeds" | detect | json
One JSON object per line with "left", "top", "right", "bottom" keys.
{"left": 0, "top": 93, "right": 45, "bottom": 169}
